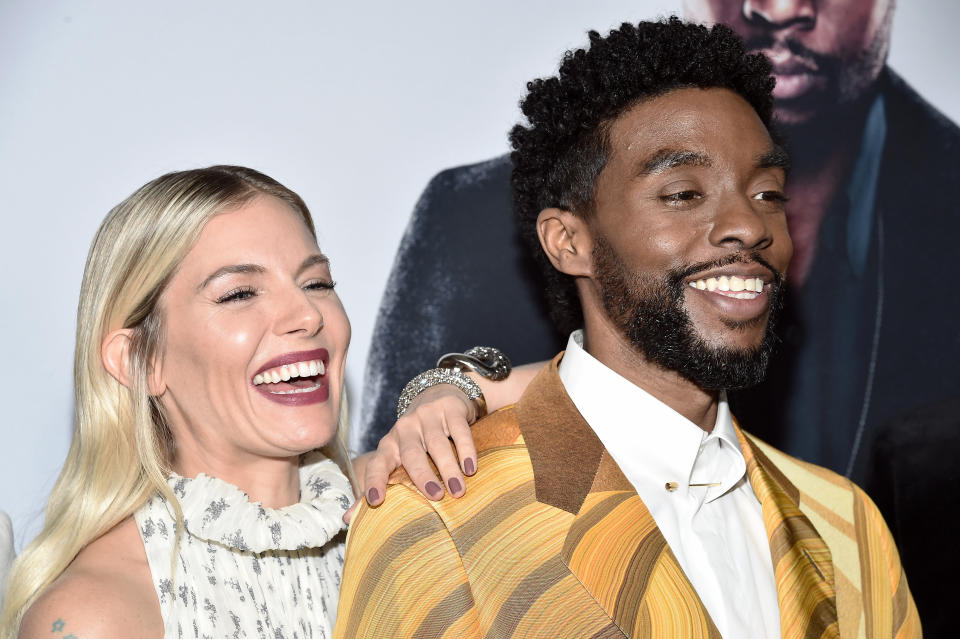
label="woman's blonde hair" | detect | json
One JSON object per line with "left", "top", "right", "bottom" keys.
{"left": 0, "top": 166, "right": 354, "bottom": 635}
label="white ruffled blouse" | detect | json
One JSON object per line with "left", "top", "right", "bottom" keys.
{"left": 134, "top": 452, "right": 353, "bottom": 638}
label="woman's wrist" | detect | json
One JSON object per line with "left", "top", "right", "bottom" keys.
{"left": 395, "top": 346, "right": 511, "bottom": 420}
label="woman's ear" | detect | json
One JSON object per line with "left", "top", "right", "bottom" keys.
{"left": 536, "top": 208, "right": 593, "bottom": 277}
{"left": 101, "top": 329, "right": 166, "bottom": 396}
{"left": 102, "top": 329, "right": 134, "bottom": 388}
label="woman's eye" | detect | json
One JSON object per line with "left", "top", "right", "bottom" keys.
{"left": 304, "top": 280, "right": 336, "bottom": 292}
{"left": 215, "top": 287, "right": 257, "bottom": 304}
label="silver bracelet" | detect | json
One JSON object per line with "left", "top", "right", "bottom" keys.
{"left": 396, "top": 368, "right": 484, "bottom": 419}
{"left": 436, "top": 346, "right": 512, "bottom": 380}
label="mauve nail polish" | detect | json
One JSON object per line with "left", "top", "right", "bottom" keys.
{"left": 448, "top": 477, "right": 463, "bottom": 494}
{"left": 367, "top": 487, "right": 380, "bottom": 503}
{"left": 425, "top": 481, "right": 443, "bottom": 499}
{"left": 463, "top": 458, "right": 476, "bottom": 475}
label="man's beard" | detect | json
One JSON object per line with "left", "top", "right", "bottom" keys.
{"left": 593, "top": 237, "right": 785, "bottom": 391}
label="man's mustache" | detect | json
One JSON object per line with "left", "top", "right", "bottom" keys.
{"left": 669, "top": 252, "right": 784, "bottom": 289}
{"left": 745, "top": 34, "right": 837, "bottom": 76}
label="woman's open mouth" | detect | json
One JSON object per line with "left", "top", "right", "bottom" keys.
{"left": 252, "top": 350, "right": 330, "bottom": 406}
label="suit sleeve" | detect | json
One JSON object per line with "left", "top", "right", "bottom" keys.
{"left": 853, "top": 485, "right": 922, "bottom": 638}
{"left": 333, "top": 483, "right": 482, "bottom": 638}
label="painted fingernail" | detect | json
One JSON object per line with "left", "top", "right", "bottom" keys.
{"left": 425, "top": 481, "right": 444, "bottom": 499}
{"left": 367, "top": 487, "right": 380, "bottom": 503}
{"left": 448, "top": 478, "right": 463, "bottom": 494}
{"left": 463, "top": 458, "right": 476, "bottom": 475}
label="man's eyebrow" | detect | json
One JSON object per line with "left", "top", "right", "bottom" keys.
{"left": 638, "top": 149, "right": 712, "bottom": 175}
{"left": 756, "top": 145, "right": 791, "bottom": 172}
{"left": 296, "top": 254, "right": 330, "bottom": 278}
{"left": 197, "top": 264, "right": 265, "bottom": 291}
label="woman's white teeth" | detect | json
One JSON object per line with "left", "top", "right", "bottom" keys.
{"left": 688, "top": 275, "right": 764, "bottom": 295}
{"left": 253, "top": 359, "right": 326, "bottom": 385}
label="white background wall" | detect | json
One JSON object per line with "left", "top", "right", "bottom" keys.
{"left": 1, "top": 0, "right": 958, "bottom": 550}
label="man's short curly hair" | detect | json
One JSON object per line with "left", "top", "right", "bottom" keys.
{"left": 509, "top": 17, "right": 776, "bottom": 335}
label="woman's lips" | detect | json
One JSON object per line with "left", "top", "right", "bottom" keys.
{"left": 253, "top": 348, "right": 328, "bottom": 377}
{"left": 253, "top": 379, "right": 329, "bottom": 406}
{"left": 252, "top": 348, "right": 330, "bottom": 406}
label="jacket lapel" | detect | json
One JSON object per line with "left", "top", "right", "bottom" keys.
{"left": 739, "top": 429, "right": 841, "bottom": 639}
{"left": 515, "top": 358, "right": 719, "bottom": 638}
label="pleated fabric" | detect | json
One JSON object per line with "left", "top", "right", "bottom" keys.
{"left": 135, "top": 451, "right": 353, "bottom": 638}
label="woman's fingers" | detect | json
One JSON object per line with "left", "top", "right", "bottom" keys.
{"left": 399, "top": 409, "right": 450, "bottom": 499}
{"left": 446, "top": 412, "right": 477, "bottom": 477}
{"left": 420, "top": 414, "right": 466, "bottom": 498}
{"left": 361, "top": 384, "right": 481, "bottom": 506}
{"left": 362, "top": 443, "right": 398, "bottom": 507}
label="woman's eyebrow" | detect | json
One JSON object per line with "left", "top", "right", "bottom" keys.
{"left": 296, "top": 254, "right": 330, "bottom": 278}
{"left": 196, "top": 264, "right": 266, "bottom": 292}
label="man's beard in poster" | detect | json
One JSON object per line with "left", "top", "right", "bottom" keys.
{"left": 593, "top": 237, "right": 785, "bottom": 391}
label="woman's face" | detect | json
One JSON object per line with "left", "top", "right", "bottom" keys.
{"left": 154, "top": 195, "right": 350, "bottom": 467}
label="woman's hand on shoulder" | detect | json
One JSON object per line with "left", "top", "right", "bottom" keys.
{"left": 343, "top": 360, "right": 545, "bottom": 524}
{"left": 357, "top": 384, "right": 477, "bottom": 510}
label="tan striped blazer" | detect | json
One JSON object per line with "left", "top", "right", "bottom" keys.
{"left": 335, "top": 358, "right": 920, "bottom": 638}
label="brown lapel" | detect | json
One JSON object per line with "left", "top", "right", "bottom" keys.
{"left": 515, "top": 357, "right": 720, "bottom": 638}
{"left": 738, "top": 429, "right": 841, "bottom": 639}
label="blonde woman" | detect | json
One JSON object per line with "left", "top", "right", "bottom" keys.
{"left": 1, "top": 166, "right": 521, "bottom": 638}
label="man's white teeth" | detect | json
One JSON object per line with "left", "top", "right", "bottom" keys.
{"left": 688, "top": 276, "right": 764, "bottom": 296}
{"left": 253, "top": 359, "right": 326, "bottom": 385}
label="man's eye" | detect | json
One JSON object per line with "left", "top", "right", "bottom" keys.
{"left": 661, "top": 190, "right": 702, "bottom": 203}
{"left": 754, "top": 191, "right": 789, "bottom": 203}
{"left": 215, "top": 287, "right": 257, "bottom": 303}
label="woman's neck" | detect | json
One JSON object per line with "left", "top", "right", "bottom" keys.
{"left": 173, "top": 451, "right": 301, "bottom": 509}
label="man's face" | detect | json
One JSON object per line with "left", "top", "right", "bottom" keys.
{"left": 585, "top": 87, "right": 792, "bottom": 389}
{"left": 684, "top": 0, "right": 894, "bottom": 125}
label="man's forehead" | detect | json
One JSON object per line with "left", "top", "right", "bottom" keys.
{"left": 607, "top": 88, "right": 776, "bottom": 167}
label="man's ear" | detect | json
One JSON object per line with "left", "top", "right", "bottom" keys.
{"left": 536, "top": 208, "right": 593, "bottom": 277}
{"left": 101, "top": 329, "right": 166, "bottom": 396}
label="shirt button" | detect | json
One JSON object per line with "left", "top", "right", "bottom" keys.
{"left": 664, "top": 481, "right": 678, "bottom": 492}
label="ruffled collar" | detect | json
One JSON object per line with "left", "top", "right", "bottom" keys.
{"left": 166, "top": 451, "right": 353, "bottom": 553}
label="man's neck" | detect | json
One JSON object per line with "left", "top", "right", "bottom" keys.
{"left": 580, "top": 317, "right": 719, "bottom": 433}
{"left": 780, "top": 95, "right": 876, "bottom": 286}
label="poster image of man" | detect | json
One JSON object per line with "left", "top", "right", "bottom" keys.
{"left": 361, "top": 1, "right": 960, "bottom": 635}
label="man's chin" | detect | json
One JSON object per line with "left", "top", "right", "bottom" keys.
{"left": 677, "top": 344, "right": 773, "bottom": 392}
{"left": 773, "top": 99, "right": 823, "bottom": 128}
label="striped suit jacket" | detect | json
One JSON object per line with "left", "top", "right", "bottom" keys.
{"left": 335, "top": 358, "right": 920, "bottom": 638}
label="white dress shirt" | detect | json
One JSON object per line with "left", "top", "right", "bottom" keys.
{"left": 558, "top": 331, "right": 781, "bottom": 639}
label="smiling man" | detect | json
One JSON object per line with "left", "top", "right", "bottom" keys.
{"left": 336, "top": 19, "right": 917, "bottom": 639}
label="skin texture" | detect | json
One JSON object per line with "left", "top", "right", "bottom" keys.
{"left": 156, "top": 196, "right": 350, "bottom": 508}
{"left": 539, "top": 87, "right": 792, "bottom": 431}
{"left": 20, "top": 517, "right": 160, "bottom": 638}
{"left": 22, "top": 196, "right": 351, "bottom": 638}
{"left": 684, "top": 0, "right": 893, "bottom": 126}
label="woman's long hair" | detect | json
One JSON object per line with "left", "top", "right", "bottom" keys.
{"left": 0, "top": 166, "right": 354, "bottom": 634}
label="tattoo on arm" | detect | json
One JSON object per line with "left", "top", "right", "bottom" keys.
{"left": 50, "top": 618, "right": 79, "bottom": 638}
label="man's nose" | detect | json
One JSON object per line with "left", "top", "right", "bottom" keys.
{"left": 708, "top": 194, "right": 774, "bottom": 251}
{"left": 742, "top": 0, "right": 816, "bottom": 30}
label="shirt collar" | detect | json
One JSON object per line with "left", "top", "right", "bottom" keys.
{"left": 558, "top": 330, "right": 748, "bottom": 505}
